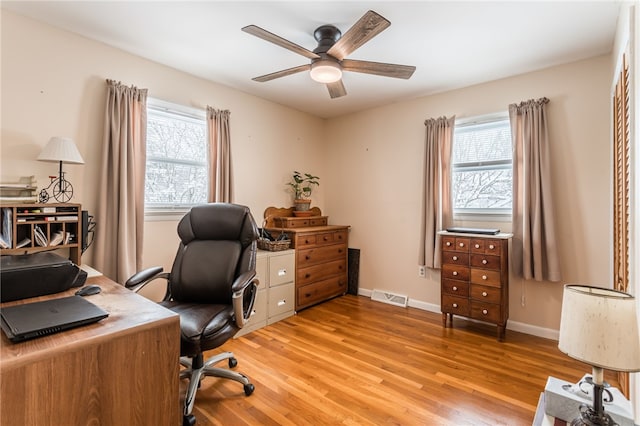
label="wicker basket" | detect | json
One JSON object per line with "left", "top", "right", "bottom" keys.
{"left": 257, "top": 238, "right": 291, "bottom": 251}
{"left": 258, "top": 217, "right": 291, "bottom": 251}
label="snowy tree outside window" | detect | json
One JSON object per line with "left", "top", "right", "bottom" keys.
{"left": 145, "top": 99, "right": 208, "bottom": 212}
{"left": 452, "top": 117, "right": 512, "bottom": 215}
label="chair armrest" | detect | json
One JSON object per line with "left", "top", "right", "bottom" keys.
{"left": 124, "top": 266, "right": 170, "bottom": 298}
{"left": 232, "top": 271, "right": 259, "bottom": 329}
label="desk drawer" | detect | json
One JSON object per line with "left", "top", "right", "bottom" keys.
{"left": 268, "top": 283, "right": 294, "bottom": 318}
{"left": 297, "top": 259, "right": 346, "bottom": 285}
{"left": 442, "top": 279, "right": 469, "bottom": 297}
{"left": 442, "top": 264, "right": 470, "bottom": 281}
{"left": 470, "top": 284, "right": 501, "bottom": 304}
{"left": 441, "top": 295, "right": 470, "bottom": 316}
{"left": 470, "top": 254, "right": 500, "bottom": 270}
{"left": 442, "top": 251, "right": 469, "bottom": 266}
{"left": 470, "top": 269, "right": 501, "bottom": 287}
{"left": 269, "top": 253, "right": 295, "bottom": 287}
{"left": 298, "top": 244, "right": 346, "bottom": 268}
{"left": 471, "top": 302, "right": 501, "bottom": 323}
{"left": 297, "top": 276, "right": 346, "bottom": 309}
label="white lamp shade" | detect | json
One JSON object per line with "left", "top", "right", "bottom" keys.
{"left": 37, "top": 137, "right": 84, "bottom": 164}
{"left": 310, "top": 60, "right": 342, "bottom": 83}
{"left": 558, "top": 285, "right": 640, "bottom": 372}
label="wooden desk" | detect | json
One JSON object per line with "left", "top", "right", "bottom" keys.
{"left": 1, "top": 276, "right": 180, "bottom": 425}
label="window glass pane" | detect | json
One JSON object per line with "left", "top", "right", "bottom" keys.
{"left": 145, "top": 160, "right": 208, "bottom": 206}
{"left": 452, "top": 117, "right": 512, "bottom": 214}
{"left": 453, "top": 120, "right": 511, "bottom": 164}
{"left": 452, "top": 168, "right": 512, "bottom": 210}
{"left": 145, "top": 102, "right": 208, "bottom": 209}
{"left": 147, "top": 110, "right": 207, "bottom": 162}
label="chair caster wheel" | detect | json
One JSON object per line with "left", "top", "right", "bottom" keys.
{"left": 228, "top": 357, "right": 238, "bottom": 368}
{"left": 244, "top": 383, "right": 255, "bottom": 396}
{"left": 183, "top": 414, "right": 196, "bottom": 426}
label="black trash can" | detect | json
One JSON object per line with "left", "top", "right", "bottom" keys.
{"left": 347, "top": 248, "right": 360, "bottom": 295}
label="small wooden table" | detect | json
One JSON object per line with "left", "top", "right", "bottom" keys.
{"left": 1, "top": 275, "right": 181, "bottom": 425}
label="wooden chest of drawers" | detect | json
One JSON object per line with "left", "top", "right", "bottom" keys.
{"left": 267, "top": 225, "right": 349, "bottom": 311}
{"left": 439, "top": 232, "right": 511, "bottom": 341}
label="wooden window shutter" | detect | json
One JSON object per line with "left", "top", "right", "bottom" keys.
{"left": 612, "top": 53, "right": 630, "bottom": 396}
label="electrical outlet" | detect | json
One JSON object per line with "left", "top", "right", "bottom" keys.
{"left": 418, "top": 265, "right": 426, "bottom": 277}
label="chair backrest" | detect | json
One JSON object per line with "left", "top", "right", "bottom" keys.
{"left": 169, "top": 203, "right": 258, "bottom": 303}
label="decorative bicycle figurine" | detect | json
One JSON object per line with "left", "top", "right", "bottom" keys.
{"left": 39, "top": 172, "right": 74, "bottom": 203}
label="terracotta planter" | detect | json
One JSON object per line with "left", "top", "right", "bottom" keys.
{"left": 294, "top": 199, "right": 311, "bottom": 211}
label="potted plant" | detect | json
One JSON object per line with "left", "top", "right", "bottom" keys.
{"left": 287, "top": 171, "right": 319, "bottom": 212}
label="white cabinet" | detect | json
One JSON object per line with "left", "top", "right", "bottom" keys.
{"left": 235, "top": 249, "right": 295, "bottom": 337}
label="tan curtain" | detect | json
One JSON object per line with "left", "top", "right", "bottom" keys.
{"left": 509, "top": 97, "right": 560, "bottom": 282}
{"left": 419, "top": 116, "right": 455, "bottom": 269}
{"left": 93, "top": 80, "right": 148, "bottom": 283}
{"left": 206, "top": 107, "right": 233, "bottom": 202}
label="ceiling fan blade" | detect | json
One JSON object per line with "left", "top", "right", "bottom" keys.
{"left": 242, "top": 25, "right": 320, "bottom": 60}
{"left": 342, "top": 59, "right": 416, "bottom": 79}
{"left": 326, "top": 80, "right": 347, "bottom": 99}
{"left": 327, "top": 10, "right": 391, "bottom": 60}
{"left": 252, "top": 64, "right": 311, "bottom": 82}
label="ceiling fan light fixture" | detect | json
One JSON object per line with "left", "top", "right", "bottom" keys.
{"left": 310, "top": 60, "right": 342, "bottom": 83}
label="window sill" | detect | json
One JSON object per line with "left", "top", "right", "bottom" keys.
{"left": 145, "top": 210, "right": 189, "bottom": 222}
{"left": 453, "top": 212, "right": 512, "bottom": 223}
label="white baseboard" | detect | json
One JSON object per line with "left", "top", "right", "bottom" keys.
{"left": 356, "top": 288, "right": 559, "bottom": 340}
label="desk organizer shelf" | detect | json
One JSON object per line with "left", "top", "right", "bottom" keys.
{"left": 0, "top": 203, "right": 82, "bottom": 265}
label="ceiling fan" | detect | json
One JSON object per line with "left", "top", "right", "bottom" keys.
{"left": 242, "top": 10, "right": 416, "bottom": 99}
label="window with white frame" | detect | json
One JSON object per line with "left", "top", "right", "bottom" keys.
{"left": 145, "top": 99, "right": 208, "bottom": 213}
{"left": 452, "top": 115, "right": 512, "bottom": 217}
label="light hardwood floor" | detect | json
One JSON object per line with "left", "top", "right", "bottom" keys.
{"left": 182, "top": 294, "right": 614, "bottom": 425}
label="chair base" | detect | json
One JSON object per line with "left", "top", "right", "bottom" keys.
{"left": 180, "top": 351, "right": 254, "bottom": 420}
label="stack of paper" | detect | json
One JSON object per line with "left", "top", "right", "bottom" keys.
{"left": 49, "top": 231, "right": 64, "bottom": 247}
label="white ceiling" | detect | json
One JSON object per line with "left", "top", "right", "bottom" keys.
{"left": 2, "top": 1, "right": 622, "bottom": 118}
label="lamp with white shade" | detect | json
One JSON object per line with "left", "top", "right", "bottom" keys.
{"left": 558, "top": 285, "right": 640, "bottom": 426}
{"left": 37, "top": 137, "right": 84, "bottom": 203}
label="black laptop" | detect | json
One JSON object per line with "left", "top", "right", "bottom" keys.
{"left": 1, "top": 295, "right": 109, "bottom": 343}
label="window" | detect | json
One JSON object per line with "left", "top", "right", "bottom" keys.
{"left": 452, "top": 115, "right": 512, "bottom": 217}
{"left": 145, "top": 99, "right": 208, "bottom": 214}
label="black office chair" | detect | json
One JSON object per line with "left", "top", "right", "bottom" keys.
{"left": 125, "top": 203, "right": 259, "bottom": 426}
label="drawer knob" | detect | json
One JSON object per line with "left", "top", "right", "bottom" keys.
{"left": 459, "top": 242, "right": 464, "bottom": 247}
{"left": 475, "top": 244, "right": 480, "bottom": 249}
{"left": 278, "top": 269, "right": 287, "bottom": 276}
{"left": 482, "top": 309, "right": 488, "bottom": 315}
{"left": 453, "top": 271, "right": 458, "bottom": 276}
{"left": 446, "top": 242, "right": 452, "bottom": 246}
{"left": 482, "top": 259, "right": 488, "bottom": 265}
{"left": 305, "top": 255, "right": 310, "bottom": 260}
{"left": 452, "top": 303, "right": 458, "bottom": 308}
{"left": 489, "top": 244, "right": 495, "bottom": 249}
{"left": 452, "top": 256, "right": 458, "bottom": 261}
{"left": 305, "top": 274, "right": 311, "bottom": 278}
{"left": 482, "top": 275, "right": 487, "bottom": 280}
{"left": 452, "top": 286, "right": 458, "bottom": 291}
{"left": 482, "top": 291, "right": 488, "bottom": 297}
{"left": 324, "top": 236, "right": 329, "bottom": 241}
{"left": 277, "top": 300, "right": 286, "bottom": 307}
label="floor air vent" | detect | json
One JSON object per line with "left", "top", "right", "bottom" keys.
{"left": 370, "top": 289, "right": 408, "bottom": 307}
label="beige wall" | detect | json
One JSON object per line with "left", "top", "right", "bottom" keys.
{"left": 324, "top": 55, "right": 612, "bottom": 337}
{"left": 1, "top": 11, "right": 614, "bottom": 338}
{"left": 1, "top": 10, "right": 326, "bottom": 281}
